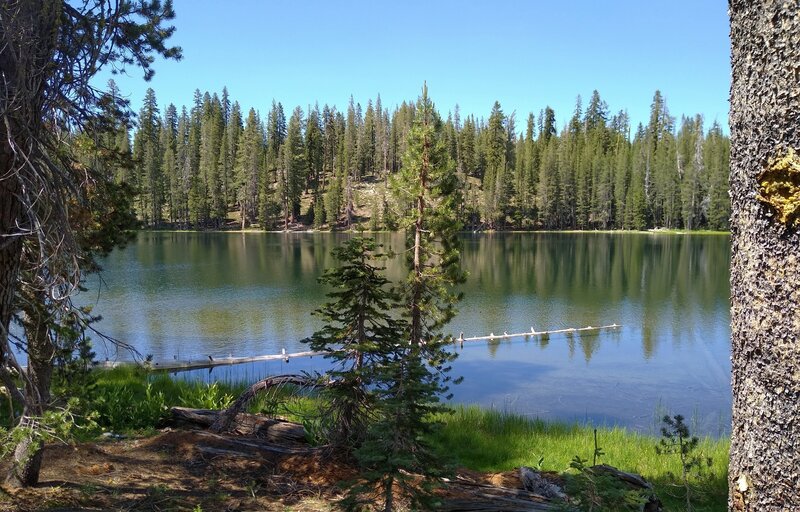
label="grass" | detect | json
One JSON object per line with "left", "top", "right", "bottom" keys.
{"left": 431, "top": 406, "right": 729, "bottom": 512}
{"left": 36, "top": 369, "right": 728, "bottom": 511}
{"left": 88, "top": 367, "right": 322, "bottom": 433}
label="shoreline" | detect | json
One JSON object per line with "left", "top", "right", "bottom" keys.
{"left": 135, "top": 227, "right": 731, "bottom": 236}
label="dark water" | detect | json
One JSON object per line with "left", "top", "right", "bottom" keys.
{"left": 85, "top": 231, "right": 732, "bottom": 436}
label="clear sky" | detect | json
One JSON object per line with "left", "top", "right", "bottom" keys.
{"left": 98, "top": 0, "right": 731, "bottom": 133}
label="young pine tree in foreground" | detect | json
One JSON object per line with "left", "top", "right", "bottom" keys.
{"left": 306, "top": 237, "right": 401, "bottom": 450}
{"left": 349, "top": 84, "right": 465, "bottom": 512}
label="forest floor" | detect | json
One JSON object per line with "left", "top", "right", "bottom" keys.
{"left": 0, "top": 429, "right": 535, "bottom": 512}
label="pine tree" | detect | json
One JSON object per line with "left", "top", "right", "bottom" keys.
{"left": 234, "top": 108, "right": 263, "bottom": 229}
{"left": 175, "top": 107, "right": 191, "bottom": 226}
{"left": 306, "top": 103, "right": 324, "bottom": 193}
{"left": 358, "top": 84, "right": 464, "bottom": 511}
{"left": 283, "top": 106, "right": 307, "bottom": 225}
{"left": 200, "top": 93, "right": 226, "bottom": 226}
{"left": 729, "top": 3, "right": 800, "bottom": 507}
{"left": 307, "top": 237, "right": 402, "bottom": 449}
{"left": 677, "top": 115, "right": 705, "bottom": 229}
{"left": 703, "top": 121, "right": 730, "bottom": 230}
{"left": 482, "top": 101, "right": 507, "bottom": 228}
{"left": 161, "top": 103, "right": 179, "bottom": 223}
{"left": 265, "top": 101, "right": 286, "bottom": 225}
{"left": 187, "top": 89, "right": 205, "bottom": 226}
{"left": 132, "top": 88, "right": 162, "bottom": 225}
{"left": 220, "top": 100, "right": 243, "bottom": 209}
{"left": 537, "top": 136, "right": 560, "bottom": 228}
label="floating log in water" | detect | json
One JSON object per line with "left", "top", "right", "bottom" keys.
{"left": 94, "top": 349, "right": 326, "bottom": 372}
{"left": 93, "top": 323, "right": 621, "bottom": 372}
{"left": 455, "top": 323, "right": 621, "bottom": 347}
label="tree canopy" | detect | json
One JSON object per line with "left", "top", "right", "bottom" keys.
{"left": 123, "top": 86, "right": 730, "bottom": 232}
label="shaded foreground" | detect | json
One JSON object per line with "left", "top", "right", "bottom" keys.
{"left": 0, "top": 370, "right": 728, "bottom": 510}
{"left": 0, "top": 428, "right": 554, "bottom": 512}
{"left": 0, "top": 408, "right": 729, "bottom": 512}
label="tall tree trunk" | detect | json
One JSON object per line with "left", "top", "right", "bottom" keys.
{"left": 729, "top": 2, "right": 800, "bottom": 510}
{"left": 0, "top": 148, "right": 23, "bottom": 379}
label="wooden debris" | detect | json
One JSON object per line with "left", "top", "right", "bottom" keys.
{"left": 519, "top": 466, "right": 567, "bottom": 500}
{"left": 441, "top": 477, "right": 560, "bottom": 511}
{"left": 192, "top": 430, "right": 318, "bottom": 456}
{"left": 209, "top": 374, "right": 326, "bottom": 434}
{"left": 168, "top": 406, "right": 306, "bottom": 444}
{"left": 91, "top": 324, "right": 622, "bottom": 373}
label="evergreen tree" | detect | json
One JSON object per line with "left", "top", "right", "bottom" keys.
{"left": 187, "top": 89, "right": 205, "bottom": 226}
{"left": 132, "top": 88, "right": 162, "bottom": 225}
{"left": 175, "top": 107, "right": 191, "bottom": 226}
{"left": 200, "top": 93, "right": 226, "bottom": 226}
{"left": 234, "top": 108, "right": 263, "bottom": 228}
{"left": 265, "top": 101, "right": 286, "bottom": 225}
{"left": 703, "top": 121, "right": 730, "bottom": 230}
{"left": 482, "top": 101, "right": 507, "bottom": 228}
{"left": 677, "top": 115, "right": 705, "bottom": 229}
{"left": 307, "top": 237, "right": 402, "bottom": 449}
{"left": 306, "top": 103, "right": 324, "bottom": 193}
{"left": 111, "top": 86, "right": 733, "bottom": 233}
{"left": 283, "top": 106, "right": 307, "bottom": 225}
{"left": 220, "top": 100, "right": 243, "bottom": 209}
{"left": 161, "top": 103, "right": 179, "bottom": 223}
{"left": 360, "top": 84, "right": 464, "bottom": 511}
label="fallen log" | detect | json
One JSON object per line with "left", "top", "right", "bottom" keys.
{"left": 441, "top": 477, "right": 561, "bottom": 511}
{"left": 588, "top": 464, "right": 662, "bottom": 512}
{"left": 168, "top": 406, "right": 306, "bottom": 445}
{"left": 519, "top": 466, "right": 567, "bottom": 501}
{"left": 209, "top": 374, "right": 327, "bottom": 434}
{"left": 192, "top": 430, "right": 319, "bottom": 456}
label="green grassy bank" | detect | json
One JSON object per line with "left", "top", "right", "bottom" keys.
{"left": 14, "top": 368, "right": 728, "bottom": 511}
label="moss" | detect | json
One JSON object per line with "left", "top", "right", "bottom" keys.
{"left": 758, "top": 148, "right": 800, "bottom": 226}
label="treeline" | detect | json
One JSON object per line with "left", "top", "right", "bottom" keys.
{"left": 102, "top": 82, "right": 730, "bottom": 231}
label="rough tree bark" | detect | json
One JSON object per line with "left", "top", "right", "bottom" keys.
{"left": 729, "top": 1, "right": 800, "bottom": 510}
{"left": 1, "top": 0, "right": 179, "bottom": 487}
{"left": 0, "top": 1, "right": 57, "bottom": 487}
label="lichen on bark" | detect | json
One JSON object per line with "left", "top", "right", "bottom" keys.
{"left": 758, "top": 148, "right": 800, "bottom": 227}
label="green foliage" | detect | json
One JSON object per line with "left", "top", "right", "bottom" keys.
{"left": 307, "top": 236, "right": 401, "bottom": 449}
{"left": 177, "top": 381, "right": 235, "bottom": 410}
{"left": 88, "top": 368, "right": 239, "bottom": 432}
{"left": 431, "top": 406, "right": 728, "bottom": 511}
{"left": 656, "top": 414, "right": 714, "bottom": 511}
{"left": 124, "top": 83, "right": 730, "bottom": 233}
{"left": 92, "top": 382, "right": 166, "bottom": 431}
{"left": 0, "top": 398, "right": 99, "bottom": 461}
{"left": 349, "top": 84, "right": 465, "bottom": 511}
{"left": 565, "top": 455, "right": 650, "bottom": 512}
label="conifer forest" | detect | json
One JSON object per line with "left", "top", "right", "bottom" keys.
{"left": 105, "top": 85, "right": 731, "bottom": 232}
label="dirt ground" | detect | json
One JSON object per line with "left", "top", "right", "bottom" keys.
{"left": 0, "top": 429, "right": 532, "bottom": 512}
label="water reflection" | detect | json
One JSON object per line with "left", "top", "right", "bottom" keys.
{"left": 86, "top": 231, "right": 731, "bottom": 435}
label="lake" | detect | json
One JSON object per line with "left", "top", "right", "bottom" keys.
{"left": 85, "top": 231, "right": 732, "bottom": 436}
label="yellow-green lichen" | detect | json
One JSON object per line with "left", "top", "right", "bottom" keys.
{"left": 758, "top": 148, "right": 800, "bottom": 227}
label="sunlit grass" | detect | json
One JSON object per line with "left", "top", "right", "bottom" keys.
{"left": 70, "top": 370, "right": 729, "bottom": 511}
{"left": 430, "top": 406, "right": 729, "bottom": 512}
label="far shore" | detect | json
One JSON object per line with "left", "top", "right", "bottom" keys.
{"left": 136, "top": 227, "right": 731, "bottom": 236}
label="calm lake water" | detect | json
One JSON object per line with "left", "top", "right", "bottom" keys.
{"left": 85, "top": 231, "right": 732, "bottom": 436}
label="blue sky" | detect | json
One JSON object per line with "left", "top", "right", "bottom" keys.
{"left": 98, "top": 0, "right": 730, "bottom": 133}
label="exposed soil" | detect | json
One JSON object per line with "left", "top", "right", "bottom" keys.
{"left": 0, "top": 429, "right": 541, "bottom": 512}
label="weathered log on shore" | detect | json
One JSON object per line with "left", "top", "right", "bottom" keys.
{"left": 191, "top": 430, "right": 318, "bottom": 456}
{"left": 441, "top": 477, "right": 560, "bottom": 511}
{"left": 209, "top": 374, "right": 327, "bottom": 434}
{"left": 168, "top": 406, "right": 307, "bottom": 445}
{"left": 519, "top": 466, "right": 566, "bottom": 501}
{"left": 588, "top": 464, "right": 662, "bottom": 512}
